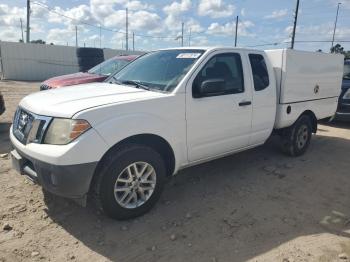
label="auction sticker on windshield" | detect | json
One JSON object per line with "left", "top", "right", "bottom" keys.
{"left": 176, "top": 53, "right": 202, "bottom": 59}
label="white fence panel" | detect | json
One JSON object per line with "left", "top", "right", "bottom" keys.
{"left": 103, "top": 48, "right": 144, "bottom": 60}
{"left": 0, "top": 41, "right": 78, "bottom": 81}
{"left": 0, "top": 41, "right": 144, "bottom": 81}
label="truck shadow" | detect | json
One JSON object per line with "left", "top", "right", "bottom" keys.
{"left": 0, "top": 123, "right": 11, "bottom": 154}
{"left": 42, "top": 131, "right": 350, "bottom": 262}
{"left": 319, "top": 119, "right": 350, "bottom": 130}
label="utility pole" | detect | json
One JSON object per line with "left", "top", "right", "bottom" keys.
{"left": 99, "top": 25, "right": 102, "bottom": 48}
{"left": 188, "top": 28, "right": 192, "bottom": 47}
{"left": 26, "top": 0, "right": 30, "bottom": 43}
{"left": 181, "top": 22, "right": 184, "bottom": 47}
{"left": 331, "top": 2, "right": 341, "bottom": 49}
{"left": 20, "top": 18, "right": 24, "bottom": 43}
{"left": 132, "top": 32, "right": 135, "bottom": 51}
{"left": 234, "top": 15, "right": 238, "bottom": 47}
{"left": 75, "top": 25, "right": 78, "bottom": 47}
{"left": 125, "top": 8, "right": 129, "bottom": 51}
{"left": 291, "top": 0, "right": 300, "bottom": 49}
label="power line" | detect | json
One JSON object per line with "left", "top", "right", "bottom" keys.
{"left": 246, "top": 39, "right": 350, "bottom": 47}
{"left": 246, "top": 39, "right": 350, "bottom": 48}
{"left": 26, "top": 0, "right": 350, "bottom": 49}
{"left": 299, "top": 2, "right": 337, "bottom": 11}
{"left": 31, "top": 1, "right": 181, "bottom": 40}
{"left": 245, "top": 43, "right": 281, "bottom": 48}
{"left": 288, "top": 40, "right": 350, "bottom": 43}
{"left": 238, "top": 17, "right": 276, "bottom": 46}
{"left": 32, "top": 1, "right": 124, "bottom": 34}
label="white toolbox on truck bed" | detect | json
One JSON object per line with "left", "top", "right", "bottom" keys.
{"left": 266, "top": 49, "right": 344, "bottom": 128}
{"left": 265, "top": 49, "right": 343, "bottom": 104}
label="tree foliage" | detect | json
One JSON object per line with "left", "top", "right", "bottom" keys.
{"left": 30, "top": 39, "right": 46, "bottom": 44}
{"left": 330, "top": 43, "right": 350, "bottom": 59}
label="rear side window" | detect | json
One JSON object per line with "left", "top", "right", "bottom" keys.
{"left": 249, "top": 54, "right": 269, "bottom": 91}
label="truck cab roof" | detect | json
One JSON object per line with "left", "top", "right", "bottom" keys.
{"left": 157, "top": 46, "right": 264, "bottom": 53}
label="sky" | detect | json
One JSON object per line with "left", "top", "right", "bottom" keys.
{"left": 0, "top": 0, "right": 349, "bottom": 52}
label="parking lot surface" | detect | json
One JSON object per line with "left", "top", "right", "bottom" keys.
{"left": 1, "top": 80, "right": 350, "bottom": 262}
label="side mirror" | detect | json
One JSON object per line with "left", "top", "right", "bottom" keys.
{"left": 199, "top": 78, "right": 226, "bottom": 97}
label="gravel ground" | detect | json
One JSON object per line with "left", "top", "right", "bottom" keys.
{"left": 1, "top": 80, "right": 350, "bottom": 262}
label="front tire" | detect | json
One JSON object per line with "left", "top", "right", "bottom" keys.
{"left": 281, "top": 115, "right": 313, "bottom": 157}
{"left": 96, "top": 144, "right": 166, "bottom": 220}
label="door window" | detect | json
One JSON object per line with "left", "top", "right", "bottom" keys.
{"left": 193, "top": 53, "right": 244, "bottom": 98}
{"left": 248, "top": 54, "right": 269, "bottom": 91}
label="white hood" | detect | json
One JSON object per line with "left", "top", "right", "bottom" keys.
{"left": 20, "top": 82, "right": 166, "bottom": 118}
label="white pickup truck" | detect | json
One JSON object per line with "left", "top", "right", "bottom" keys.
{"left": 10, "top": 47, "right": 343, "bottom": 220}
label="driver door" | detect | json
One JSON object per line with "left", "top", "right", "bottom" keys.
{"left": 186, "top": 51, "right": 253, "bottom": 162}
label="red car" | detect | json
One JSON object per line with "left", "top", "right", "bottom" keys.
{"left": 40, "top": 55, "right": 139, "bottom": 90}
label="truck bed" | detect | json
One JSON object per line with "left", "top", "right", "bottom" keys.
{"left": 265, "top": 49, "right": 344, "bottom": 129}
{"left": 265, "top": 49, "right": 343, "bottom": 104}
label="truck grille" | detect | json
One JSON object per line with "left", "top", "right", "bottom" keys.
{"left": 13, "top": 108, "right": 52, "bottom": 145}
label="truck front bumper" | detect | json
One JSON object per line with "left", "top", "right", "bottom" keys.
{"left": 9, "top": 125, "right": 108, "bottom": 202}
{"left": 11, "top": 147, "right": 97, "bottom": 200}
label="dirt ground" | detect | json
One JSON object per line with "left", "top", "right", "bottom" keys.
{"left": 1, "top": 80, "right": 350, "bottom": 262}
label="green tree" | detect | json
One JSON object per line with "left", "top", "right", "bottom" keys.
{"left": 330, "top": 43, "right": 350, "bottom": 59}
{"left": 30, "top": 39, "right": 46, "bottom": 44}
{"left": 345, "top": 51, "right": 350, "bottom": 59}
{"left": 330, "top": 43, "right": 344, "bottom": 54}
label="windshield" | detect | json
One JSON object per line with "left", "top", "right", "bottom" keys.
{"left": 107, "top": 49, "right": 204, "bottom": 92}
{"left": 344, "top": 63, "right": 350, "bottom": 80}
{"left": 88, "top": 58, "right": 130, "bottom": 76}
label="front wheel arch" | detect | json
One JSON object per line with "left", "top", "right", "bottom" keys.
{"left": 89, "top": 134, "right": 176, "bottom": 194}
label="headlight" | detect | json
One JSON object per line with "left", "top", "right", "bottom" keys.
{"left": 44, "top": 118, "right": 91, "bottom": 145}
{"left": 343, "top": 89, "right": 350, "bottom": 99}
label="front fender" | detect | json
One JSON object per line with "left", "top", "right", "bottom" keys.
{"left": 74, "top": 94, "right": 187, "bottom": 172}
{"left": 94, "top": 112, "right": 174, "bottom": 145}
{"left": 91, "top": 112, "right": 187, "bottom": 173}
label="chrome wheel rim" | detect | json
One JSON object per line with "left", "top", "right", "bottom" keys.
{"left": 296, "top": 124, "right": 309, "bottom": 149}
{"left": 114, "top": 162, "right": 156, "bottom": 209}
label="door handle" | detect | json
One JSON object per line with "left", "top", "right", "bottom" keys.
{"left": 238, "top": 101, "right": 251, "bottom": 106}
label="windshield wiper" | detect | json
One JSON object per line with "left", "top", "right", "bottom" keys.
{"left": 109, "top": 77, "right": 153, "bottom": 91}
{"left": 109, "top": 76, "right": 122, "bottom": 85}
{"left": 119, "top": 80, "right": 151, "bottom": 91}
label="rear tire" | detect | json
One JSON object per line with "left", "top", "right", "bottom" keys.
{"left": 95, "top": 144, "right": 166, "bottom": 220}
{"left": 281, "top": 115, "right": 313, "bottom": 157}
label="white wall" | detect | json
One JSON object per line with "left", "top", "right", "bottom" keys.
{"left": 0, "top": 41, "right": 144, "bottom": 81}
{"left": 103, "top": 48, "right": 143, "bottom": 60}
